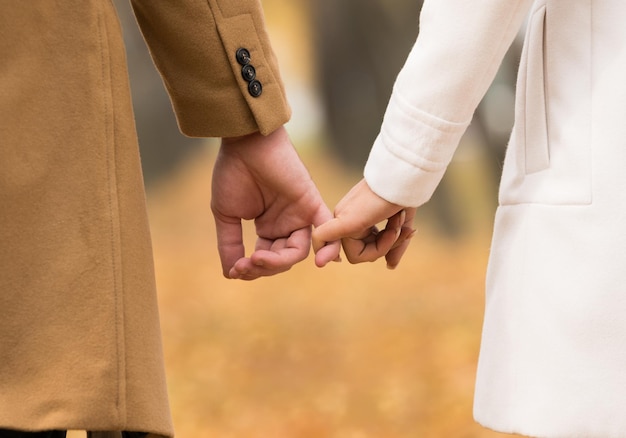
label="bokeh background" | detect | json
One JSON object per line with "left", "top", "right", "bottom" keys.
{"left": 113, "top": 1, "right": 525, "bottom": 437}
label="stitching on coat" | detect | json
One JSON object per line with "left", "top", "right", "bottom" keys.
{"left": 97, "top": 3, "right": 126, "bottom": 427}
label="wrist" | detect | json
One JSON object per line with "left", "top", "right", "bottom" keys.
{"left": 221, "top": 126, "right": 287, "bottom": 147}
{"left": 221, "top": 131, "right": 261, "bottom": 146}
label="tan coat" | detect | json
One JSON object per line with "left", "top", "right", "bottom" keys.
{"left": 0, "top": 1, "right": 290, "bottom": 436}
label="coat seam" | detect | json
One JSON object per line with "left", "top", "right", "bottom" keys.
{"left": 587, "top": 0, "right": 594, "bottom": 204}
{"left": 98, "top": 3, "right": 126, "bottom": 428}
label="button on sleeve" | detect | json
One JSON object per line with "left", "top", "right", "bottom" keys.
{"left": 235, "top": 47, "right": 251, "bottom": 65}
{"left": 248, "top": 80, "right": 263, "bottom": 97}
{"left": 235, "top": 48, "right": 263, "bottom": 97}
{"left": 241, "top": 64, "right": 256, "bottom": 81}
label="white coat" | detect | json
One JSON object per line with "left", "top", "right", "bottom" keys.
{"left": 364, "top": 0, "right": 626, "bottom": 437}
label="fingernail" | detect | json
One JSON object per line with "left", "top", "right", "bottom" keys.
{"left": 386, "top": 263, "right": 398, "bottom": 270}
{"left": 407, "top": 229, "right": 417, "bottom": 239}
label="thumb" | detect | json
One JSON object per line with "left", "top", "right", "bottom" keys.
{"left": 213, "top": 215, "right": 246, "bottom": 278}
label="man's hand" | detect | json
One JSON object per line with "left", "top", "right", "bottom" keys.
{"left": 211, "top": 126, "right": 340, "bottom": 280}
{"left": 312, "top": 179, "right": 416, "bottom": 269}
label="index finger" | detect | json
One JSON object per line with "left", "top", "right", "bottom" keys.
{"left": 228, "top": 227, "right": 311, "bottom": 280}
{"left": 250, "top": 226, "right": 311, "bottom": 271}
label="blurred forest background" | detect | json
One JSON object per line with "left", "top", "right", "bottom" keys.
{"left": 111, "top": 0, "right": 525, "bottom": 437}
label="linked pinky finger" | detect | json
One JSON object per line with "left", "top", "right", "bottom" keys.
{"left": 314, "top": 240, "right": 342, "bottom": 267}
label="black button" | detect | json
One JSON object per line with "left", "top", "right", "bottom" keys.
{"left": 248, "top": 80, "right": 262, "bottom": 97}
{"left": 241, "top": 64, "right": 256, "bottom": 82}
{"left": 236, "top": 48, "right": 251, "bottom": 65}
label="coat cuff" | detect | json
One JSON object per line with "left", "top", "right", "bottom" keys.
{"left": 213, "top": 14, "right": 291, "bottom": 137}
{"left": 131, "top": 0, "right": 291, "bottom": 139}
{"left": 364, "top": 92, "right": 469, "bottom": 207}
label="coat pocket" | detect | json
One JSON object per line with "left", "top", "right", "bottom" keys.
{"left": 499, "top": 0, "right": 592, "bottom": 206}
{"left": 521, "top": 4, "right": 549, "bottom": 174}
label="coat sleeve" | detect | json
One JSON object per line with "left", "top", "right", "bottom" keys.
{"left": 130, "top": 0, "right": 290, "bottom": 138}
{"left": 363, "top": 0, "right": 534, "bottom": 207}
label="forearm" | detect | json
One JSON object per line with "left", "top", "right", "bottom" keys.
{"left": 365, "top": 0, "right": 533, "bottom": 207}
